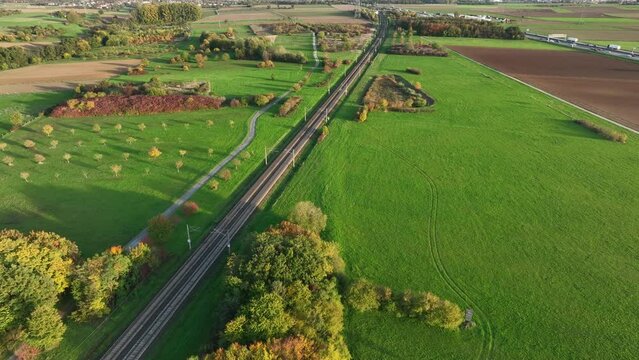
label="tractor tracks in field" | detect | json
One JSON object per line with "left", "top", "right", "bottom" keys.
{"left": 379, "top": 142, "right": 494, "bottom": 360}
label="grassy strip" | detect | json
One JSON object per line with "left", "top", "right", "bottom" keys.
{"left": 575, "top": 119, "right": 628, "bottom": 143}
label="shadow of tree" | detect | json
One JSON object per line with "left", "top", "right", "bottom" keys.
{"left": 2, "top": 183, "right": 173, "bottom": 257}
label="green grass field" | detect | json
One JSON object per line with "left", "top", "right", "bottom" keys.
{"left": 0, "top": 32, "right": 334, "bottom": 255}
{"left": 419, "top": 36, "right": 567, "bottom": 50}
{"left": 396, "top": 3, "right": 639, "bottom": 44}
{"left": 0, "top": 11, "right": 86, "bottom": 38}
{"left": 158, "top": 39, "right": 639, "bottom": 359}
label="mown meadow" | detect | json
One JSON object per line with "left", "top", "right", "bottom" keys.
{"left": 156, "top": 37, "right": 639, "bottom": 359}
{"left": 266, "top": 48, "right": 639, "bottom": 359}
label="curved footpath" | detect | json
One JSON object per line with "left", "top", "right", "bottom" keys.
{"left": 126, "top": 32, "right": 320, "bottom": 249}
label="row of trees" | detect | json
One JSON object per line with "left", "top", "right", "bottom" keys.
{"left": 208, "top": 202, "right": 349, "bottom": 359}
{"left": 0, "top": 229, "right": 158, "bottom": 357}
{"left": 345, "top": 279, "right": 465, "bottom": 330}
{"left": 131, "top": 3, "right": 202, "bottom": 25}
{"left": 0, "top": 25, "right": 63, "bottom": 42}
{"left": 0, "top": 20, "right": 189, "bottom": 71}
{"left": 396, "top": 17, "right": 524, "bottom": 40}
{"left": 0, "top": 37, "right": 92, "bottom": 70}
{"left": 200, "top": 32, "right": 307, "bottom": 64}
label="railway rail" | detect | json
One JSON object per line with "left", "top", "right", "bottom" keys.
{"left": 100, "top": 14, "right": 387, "bottom": 360}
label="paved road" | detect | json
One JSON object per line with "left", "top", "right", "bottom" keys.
{"left": 101, "top": 15, "right": 387, "bottom": 360}
{"left": 125, "top": 32, "right": 321, "bottom": 250}
{"left": 526, "top": 32, "right": 639, "bottom": 62}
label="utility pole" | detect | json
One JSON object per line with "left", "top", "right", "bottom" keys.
{"left": 186, "top": 224, "right": 192, "bottom": 251}
{"left": 304, "top": 107, "right": 307, "bottom": 122}
{"left": 264, "top": 146, "right": 268, "bottom": 165}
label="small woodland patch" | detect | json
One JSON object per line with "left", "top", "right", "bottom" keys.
{"left": 362, "top": 75, "right": 434, "bottom": 114}
{"left": 388, "top": 43, "right": 448, "bottom": 57}
{"left": 50, "top": 78, "right": 224, "bottom": 118}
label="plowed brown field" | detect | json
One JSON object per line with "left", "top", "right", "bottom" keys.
{"left": 0, "top": 59, "right": 139, "bottom": 94}
{"left": 451, "top": 46, "right": 639, "bottom": 131}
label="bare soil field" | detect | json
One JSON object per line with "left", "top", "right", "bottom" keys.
{"left": 451, "top": 46, "right": 639, "bottom": 131}
{"left": 0, "top": 41, "right": 51, "bottom": 50}
{"left": 0, "top": 59, "right": 139, "bottom": 94}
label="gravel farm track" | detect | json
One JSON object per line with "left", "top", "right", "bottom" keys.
{"left": 450, "top": 46, "right": 639, "bottom": 131}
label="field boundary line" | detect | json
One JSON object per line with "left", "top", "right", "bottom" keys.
{"left": 451, "top": 50, "right": 639, "bottom": 135}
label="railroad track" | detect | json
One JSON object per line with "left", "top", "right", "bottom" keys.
{"left": 101, "top": 15, "right": 387, "bottom": 360}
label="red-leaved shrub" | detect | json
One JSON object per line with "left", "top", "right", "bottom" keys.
{"left": 182, "top": 201, "right": 199, "bottom": 216}
{"left": 50, "top": 95, "right": 225, "bottom": 118}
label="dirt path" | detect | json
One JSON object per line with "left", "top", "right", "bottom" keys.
{"left": 0, "top": 60, "right": 140, "bottom": 94}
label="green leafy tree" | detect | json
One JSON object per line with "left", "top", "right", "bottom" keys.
{"left": 71, "top": 250, "right": 132, "bottom": 321}
{"left": 288, "top": 201, "right": 327, "bottom": 233}
{"left": 219, "top": 219, "right": 349, "bottom": 359}
{"left": 147, "top": 215, "right": 174, "bottom": 244}
{"left": 0, "top": 229, "right": 78, "bottom": 352}
{"left": 346, "top": 278, "right": 380, "bottom": 312}
{"left": 25, "top": 305, "right": 65, "bottom": 350}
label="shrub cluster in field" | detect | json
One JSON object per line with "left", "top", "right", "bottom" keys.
{"left": 359, "top": 8, "right": 378, "bottom": 22}
{"left": 0, "top": 25, "right": 63, "bottom": 42}
{"left": 51, "top": 95, "right": 224, "bottom": 118}
{"left": 0, "top": 17, "right": 189, "bottom": 70}
{"left": 388, "top": 43, "right": 448, "bottom": 57}
{"left": 0, "top": 229, "right": 159, "bottom": 357}
{"left": 0, "top": 9, "right": 21, "bottom": 17}
{"left": 575, "top": 119, "right": 628, "bottom": 143}
{"left": 345, "top": 279, "right": 464, "bottom": 330}
{"left": 90, "top": 25, "right": 190, "bottom": 47}
{"left": 322, "top": 56, "right": 346, "bottom": 73}
{"left": 266, "top": 22, "right": 371, "bottom": 37}
{"left": 395, "top": 17, "right": 525, "bottom": 40}
{"left": 362, "top": 75, "right": 432, "bottom": 115}
{"left": 131, "top": 3, "right": 202, "bottom": 25}
{"left": 210, "top": 202, "right": 350, "bottom": 359}
{"left": 315, "top": 25, "right": 372, "bottom": 53}
{"left": 278, "top": 96, "right": 302, "bottom": 117}
{"left": 252, "top": 93, "right": 276, "bottom": 107}
{"left": 50, "top": 78, "right": 221, "bottom": 117}
{"left": 292, "top": 71, "right": 313, "bottom": 92}
{"left": 199, "top": 31, "right": 307, "bottom": 64}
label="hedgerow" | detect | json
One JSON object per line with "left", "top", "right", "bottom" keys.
{"left": 346, "top": 278, "right": 465, "bottom": 330}
{"left": 51, "top": 95, "right": 225, "bottom": 118}
{"left": 278, "top": 97, "right": 302, "bottom": 117}
{"left": 575, "top": 120, "right": 628, "bottom": 143}
{"left": 253, "top": 93, "right": 276, "bottom": 107}
{"left": 389, "top": 43, "right": 448, "bottom": 57}
{"left": 397, "top": 17, "right": 524, "bottom": 40}
{"left": 199, "top": 32, "right": 306, "bottom": 64}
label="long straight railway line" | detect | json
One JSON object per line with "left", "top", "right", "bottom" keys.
{"left": 100, "top": 14, "right": 387, "bottom": 360}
